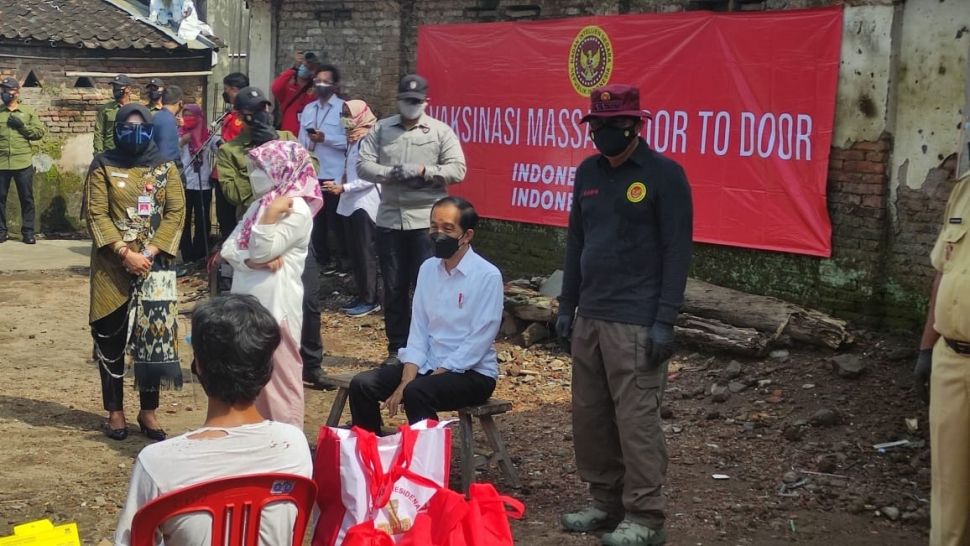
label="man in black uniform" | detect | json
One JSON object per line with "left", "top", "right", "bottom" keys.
{"left": 557, "top": 84, "right": 693, "bottom": 546}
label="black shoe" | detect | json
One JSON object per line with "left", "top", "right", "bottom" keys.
{"left": 137, "top": 417, "right": 167, "bottom": 442}
{"left": 102, "top": 422, "right": 129, "bottom": 441}
{"left": 380, "top": 355, "right": 401, "bottom": 368}
{"left": 0, "top": 234, "right": 6, "bottom": 243}
{"left": 22, "top": 235, "right": 35, "bottom": 245}
{"left": 303, "top": 367, "right": 333, "bottom": 390}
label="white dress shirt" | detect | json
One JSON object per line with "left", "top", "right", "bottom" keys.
{"left": 399, "top": 247, "right": 504, "bottom": 379}
{"left": 298, "top": 95, "right": 347, "bottom": 181}
{"left": 338, "top": 141, "right": 381, "bottom": 222}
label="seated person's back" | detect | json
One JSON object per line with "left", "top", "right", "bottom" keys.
{"left": 114, "top": 295, "right": 313, "bottom": 546}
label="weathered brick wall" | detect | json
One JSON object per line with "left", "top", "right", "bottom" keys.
{"left": 0, "top": 44, "right": 209, "bottom": 235}
{"left": 274, "top": 0, "right": 952, "bottom": 329}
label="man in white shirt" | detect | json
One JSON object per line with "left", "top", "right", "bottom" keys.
{"left": 299, "top": 64, "right": 347, "bottom": 273}
{"left": 114, "top": 294, "right": 313, "bottom": 546}
{"left": 348, "top": 197, "right": 502, "bottom": 433}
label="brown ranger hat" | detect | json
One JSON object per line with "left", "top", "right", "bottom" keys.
{"left": 581, "top": 84, "right": 652, "bottom": 122}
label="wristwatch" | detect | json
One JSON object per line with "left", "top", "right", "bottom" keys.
{"left": 142, "top": 249, "right": 153, "bottom": 259}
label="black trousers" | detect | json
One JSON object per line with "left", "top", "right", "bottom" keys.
{"left": 0, "top": 166, "right": 35, "bottom": 237}
{"left": 179, "top": 188, "right": 212, "bottom": 262}
{"left": 300, "top": 246, "right": 323, "bottom": 372}
{"left": 377, "top": 228, "right": 433, "bottom": 353}
{"left": 212, "top": 179, "right": 237, "bottom": 240}
{"left": 311, "top": 192, "right": 347, "bottom": 268}
{"left": 344, "top": 209, "right": 379, "bottom": 305}
{"left": 92, "top": 303, "right": 158, "bottom": 412}
{"left": 349, "top": 363, "right": 496, "bottom": 433}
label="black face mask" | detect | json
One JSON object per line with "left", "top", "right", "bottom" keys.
{"left": 1, "top": 91, "right": 14, "bottom": 105}
{"left": 592, "top": 125, "right": 637, "bottom": 157}
{"left": 112, "top": 86, "right": 126, "bottom": 101}
{"left": 115, "top": 122, "right": 154, "bottom": 156}
{"left": 222, "top": 91, "right": 232, "bottom": 105}
{"left": 430, "top": 231, "right": 463, "bottom": 259}
{"left": 147, "top": 89, "right": 162, "bottom": 102}
{"left": 244, "top": 110, "right": 277, "bottom": 146}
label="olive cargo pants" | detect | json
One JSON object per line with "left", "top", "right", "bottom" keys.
{"left": 570, "top": 315, "right": 668, "bottom": 529}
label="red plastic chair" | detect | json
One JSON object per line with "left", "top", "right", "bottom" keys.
{"left": 130, "top": 473, "right": 317, "bottom": 546}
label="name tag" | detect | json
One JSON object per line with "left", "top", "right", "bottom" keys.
{"left": 110, "top": 172, "right": 129, "bottom": 178}
{"left": 949, "top": 217, "right": 963, "bottom": 224}
{"left": 137, "top": 195, "right": 152, "bottom": 217}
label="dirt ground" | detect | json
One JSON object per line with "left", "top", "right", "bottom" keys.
{"left": 0, "top": 267, "right": 931, "bottom": 545}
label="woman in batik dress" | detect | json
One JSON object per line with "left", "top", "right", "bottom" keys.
{"left": 219, "top": 139, "right": 321, "bottom": 429}
{"left": 85, "top": 103, "right": 185, "bottom": 441}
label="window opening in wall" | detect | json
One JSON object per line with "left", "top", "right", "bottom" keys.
{"left": 505, "top": 4, "right": 540, "bottom": 19}
{"left": 686, "top": 0, "right": 765, "bottom": 10}
{"left": 22, "top": 70, "right": 41, "bottom": 88}
{"left": 73, "top": 77, "right": 94, "bottom": 88}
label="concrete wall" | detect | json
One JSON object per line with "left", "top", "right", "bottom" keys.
{"left": 269, "top": 0, "right": 968, "bottom": 328}
{"left": 0, "top": 45, "right": 209, "bottom": 236}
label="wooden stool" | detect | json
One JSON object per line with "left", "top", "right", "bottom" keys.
{"left": 458, "top": 398, "right": 521, "bottom": 493}
{"left": 319, "top": 373, "right": 521, "bottom": 492}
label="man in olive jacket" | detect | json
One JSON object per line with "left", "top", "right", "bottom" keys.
{"left": 0, "top": 77, "right": 46, "bottom": 244}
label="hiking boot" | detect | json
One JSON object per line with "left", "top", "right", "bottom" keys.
{"left": 346, "top": 302, "right": 381, "bottom": 317}
{"left": 600, "top": 520, "right": 666, "bottom": 546}
{"left": 561, "top": 506, "right": 622, "bottom": 533}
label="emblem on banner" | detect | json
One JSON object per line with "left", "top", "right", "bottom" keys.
{"left": 627, "top": 182, "right": 647, "bottom": 203}
{"left": 568, "top": 25, "right": 613, "bottom": 97}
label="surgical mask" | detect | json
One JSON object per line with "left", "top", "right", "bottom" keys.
{"left": 250, "top": 166, "right": 275, "bottom": 198}
{"left": 399, "top": 100, "right": 426, "bottom": 121}
{"left": 115, "top": 122, "right": 154, "bottom": 156}
{"left": 297, "top": 64, "right": 312, "bottom": 80}
{"left": 430, "top": 231, "right": 463, "bottom": 259}
{"left": 592, "top": 125, "right": 637, "bottom": 157}
{"left": 1, "top": 91, "right": 14, "bottom": 105}
{"left": 147, "top": 89, "right": 162, "bottom": 101}
{"left": 112, "top": 86, "right": 126, "bottom": 101}
{"left": 341, "top": 117, "right": 354, "bottom": 130}
{"left": 314, "top": 83, "right": 334, "bottom": 99}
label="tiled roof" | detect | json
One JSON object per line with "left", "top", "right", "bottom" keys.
{"left": 0, "top": 0, "right": 183, "bottom": 50}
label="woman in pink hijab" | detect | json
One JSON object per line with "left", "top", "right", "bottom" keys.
{"left": 219, "top": 139, "right": 323, "bottom": 428}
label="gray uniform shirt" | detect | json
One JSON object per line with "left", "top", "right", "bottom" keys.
{"left": 357, "top": 113, "right": 467, "bottom": 230}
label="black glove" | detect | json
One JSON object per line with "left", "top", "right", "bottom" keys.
{"left": 648, "top": 321, "right": 676, "bottom": 365}
{"left": 7, "top": 114, "right": 24, "bottom": 130}
{"left": 555, "top": 313, "right": 574, "bottom": 340}
{"left": 913, "top": 348, "right": 932, "bottom": 401}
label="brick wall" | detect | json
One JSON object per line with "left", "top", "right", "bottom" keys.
{"left": 0, "top": 44, "right": 210, "bottom": 235}
{"left": 274, "top": 0, "right": 951, "bottom": 329}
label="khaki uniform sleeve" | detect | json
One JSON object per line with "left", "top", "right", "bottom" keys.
{"left": 424, "top": 124, "right": 466, "bottom": 186}
{"left": 151, "top": 164, "right": 186, "bottom": 257}
{"left": 216, "top": 144, "right": 252, "bottom": 208}
{"left": 21, "top": 108, "right": 46, "bottom": 141}
{"left": 84, "top": 163, "right": 122, "bottom": 249}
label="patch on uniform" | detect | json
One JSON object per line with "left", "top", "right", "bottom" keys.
{"left": 626, "top": 182, "right": 647, "bottom": 203}
{"left": 950, "top": 217, "right": 963, "bottom": 224}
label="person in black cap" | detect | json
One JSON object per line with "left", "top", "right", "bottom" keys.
{"left": 214, "top": 86, "right": 329, "bottom": 389}
{"left": 556, "top": 84, "right": 692, "bottom": 546}
{"left": 94, "top": 74, "right": 135, "bottom": 154}
{"left": 0, "top": 76, "right": 46, "bottom": 244}
{"left": 145, "top": 78, "right": 165, "bottom": 114}
{"left": 358, "top": 73, "right": 467, "bottom": 366}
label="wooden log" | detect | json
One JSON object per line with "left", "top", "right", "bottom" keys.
{"left": 683, "top": 279, "right": 852, "bottom": 349}
{"left": 675, "top": 314, "right": 770, "bottom": 357}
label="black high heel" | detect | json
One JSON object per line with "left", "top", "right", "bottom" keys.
{"left": 102, "top": 422, "right": 129, "bottom": 441}
{"left": 137, "top": 417, "right": 167, "bottom": 442}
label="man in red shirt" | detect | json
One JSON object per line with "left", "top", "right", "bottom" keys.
{"left": 271, "top": 50, "right": 321, "bottom": 135}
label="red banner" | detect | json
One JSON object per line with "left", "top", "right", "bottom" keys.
{"left": 417, "top": 7, "right": 842, "bottom": 257}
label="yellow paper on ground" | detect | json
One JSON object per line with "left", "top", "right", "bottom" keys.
{"left": 0, "top": 520, "right": 80, "bottom": 546}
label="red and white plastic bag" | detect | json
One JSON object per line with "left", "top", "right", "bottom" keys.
{"left": 312, "top": 420, "right": 452, "bottom": 546}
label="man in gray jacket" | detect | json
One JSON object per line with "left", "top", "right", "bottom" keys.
{"left": 358, "top": 74, "right": 466, "bottom": 366}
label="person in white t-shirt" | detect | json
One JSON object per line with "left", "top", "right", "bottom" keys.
{"left": 114, "top": 294, "right": 313, "bottom": 546}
